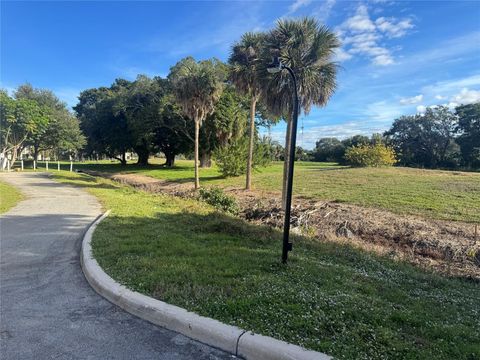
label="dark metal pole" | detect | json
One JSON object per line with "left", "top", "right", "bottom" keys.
{"left": 282, "top": 66, "right": 299, "bottom": 264}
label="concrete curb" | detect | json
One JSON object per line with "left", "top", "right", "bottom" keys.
{"left": 81, "top": 211, "right": 331, "bottom": 360}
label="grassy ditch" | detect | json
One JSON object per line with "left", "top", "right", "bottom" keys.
{"left": 73, "top": 159, "right": 480, "bottom": 222}
{"left": 54, "top": 172, "right": 480, "bottom": 359}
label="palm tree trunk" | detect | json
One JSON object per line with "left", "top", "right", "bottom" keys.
{"left": 194, "top": 119, "right": 200, "bottom": 189}
{"left": 282, "top": 117, "right": 292, "bottom": 209}
{"left": 246, "top": 97, "right": 257, "bottom": 190}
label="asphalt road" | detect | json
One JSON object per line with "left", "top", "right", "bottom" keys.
{"left": 0, "top": 172, "right": 233, "bottom": 360}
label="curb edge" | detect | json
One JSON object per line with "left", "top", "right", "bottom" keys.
{"left": 81, "top": 210, "right": 331, "bottom": 360}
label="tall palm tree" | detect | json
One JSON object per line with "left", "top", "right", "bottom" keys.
{"left": 169, "top": 57, "right": 224, "bottom": 189}
{"left": 228, "top": 32, "right": 265, "bottom": 190}
{"left": 260, "top": 17, "right": 339, "bottom": 207}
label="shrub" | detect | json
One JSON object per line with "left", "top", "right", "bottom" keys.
{"left": 214, "top": 139, "right": 247, "bottom": 177}
{"left": 214, "top": 137, "right": 271, "bottom": 177}
{"left": 198, "top": 187, "right": 239, "bottom": 214}
{"left": 344, "top": 143, "right": 397, "bottom": 167}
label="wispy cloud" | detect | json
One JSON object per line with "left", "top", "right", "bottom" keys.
{"left": 416, "top": 105, "right": 426, "bottom": 114}
{"left": 287, "top": 0, "right": 312, "bottom": 14}
{"left": 422, "top": 73, "right": 480, "bottom": 95}
{"left": 336, "top": 4, "right": 414, "bottom": 66}
{"left": 399, "top": 94, "right": 423, "bottom": 105}
{"left": 268, "top": 118, "right": 391, "bottom": 148}
{"left": 373, "top": 31, "right": 480, "bottom": 78}
{"left": 451, "top": 88, "right": 480, "bottom": 105}
{"left": 312, "top": 0, "right": 336, "bottom": 23}
{"left": 375, "top": 17, "right": 413, "bottom": 38}
{"left": 144, "top": 3, "right": 265, "bottom": 59}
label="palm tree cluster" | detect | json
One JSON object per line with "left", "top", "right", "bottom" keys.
{"left": 228, "top": 17, "right": 339, "bottom": 197}
{"left": 59, "top": 17, "right": 340, "bottom": 191}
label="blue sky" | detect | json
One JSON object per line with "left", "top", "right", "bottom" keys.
{"left": 2, "top": 0, "right": 479, "bottom": 149}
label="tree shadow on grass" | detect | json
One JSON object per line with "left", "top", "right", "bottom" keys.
{"left": 52, "top": 174, "right": 119, "bottom": 190}
{"left": 163, "top": 175, "right": 226, "bottom": 185}
{"left": 92, "top": 209, "right": 480, "bottom": 360}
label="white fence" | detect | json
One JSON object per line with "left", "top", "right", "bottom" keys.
{"left": 1, "top": 160, "right": 75, "bottom": 172}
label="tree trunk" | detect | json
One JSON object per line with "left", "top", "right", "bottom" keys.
{"left": 246, "top": 97, "right": 257, "bottom": 190}
{"left": 194, "top": 120, "right": 200, "bottom": 189}
{"left": 11, "top": 146, "right": 18, "bottom": 168}
{"left": 165, "top": 152, "right": 175, "bottom": 167}
{"left": 135, "top": 146, "right": 149, "bottom": 166}
{"left": 33, "top": 144, "right": 40, "bottom": 162}
{"left": 282, "top": 117, "right": 293, "bottom": 210}
{"left": 200, "top": 151, "right": 212, "bottom": 168}
{"left": 121, "top": 152, "right": 127, "bottom": 166}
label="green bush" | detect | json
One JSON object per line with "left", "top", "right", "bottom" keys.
{"left": 344, "top": 143, "right": 397, "bottom": 167}
{"left": 198, "top": 187, "right": 239, "bottom": 214}
{"left": 214, "top": 139, "right": 247, "bottom": 177}
{"left": 214, "top": 137, "right": 271, "bottom": 177}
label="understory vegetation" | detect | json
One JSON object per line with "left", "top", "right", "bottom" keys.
{"left": 73, "top": 160, "right": 480, "bottom": 223}
{"left": 54, "top": 171, "right": 480, "bottom": 360}
{"left": 344, "top": 143, "right": 397, "bottom": 167}
{"left": 0, "top": 179, "right": 23, "bottom": 213}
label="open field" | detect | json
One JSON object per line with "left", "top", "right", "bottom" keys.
{"left": 53, "top": 171, "right": 480, "bottom": 359}
{"left": 0, "top": 178, "right": 23, "bottom": 213}
{"left": 70, "top": 159, "right": 480, "bottom": 222}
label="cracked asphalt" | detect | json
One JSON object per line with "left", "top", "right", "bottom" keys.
{"left": 0, "top": 172, "right": 233, "bottom": 360}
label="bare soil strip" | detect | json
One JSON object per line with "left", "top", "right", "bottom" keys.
{"left": 84, "top": 170, "right": 480, "bottom": 279}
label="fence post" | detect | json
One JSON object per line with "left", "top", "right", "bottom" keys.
{"left": 21, "top": 159, "right": 24, "bottom": 171}
{"left": 58, "top": 161, "right": 60, "bottom": 171}
{"left": 70, "top": 161, "right": 73, "bottom": 172}
{"left": 7, "top": 160, "right": 10, "bottom": 172}
{"left": 33, "top": 160, "right": 36, "bottom": 171}
{"left": 46, "top": 160, "right": 49, "bottom": 171}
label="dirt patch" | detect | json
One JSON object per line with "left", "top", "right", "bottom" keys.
{"left": 83, "top": 170, "right": 480, "bottom": 279}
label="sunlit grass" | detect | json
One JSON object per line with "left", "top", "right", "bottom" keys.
{"left": 0, "top": 178, "right": 23, "bottom": 213}
{"left": 54, "top": 171, "right": 480, "bottom": 359}
{"left": 71, "top": 159, "right": 480, "bottom": 222}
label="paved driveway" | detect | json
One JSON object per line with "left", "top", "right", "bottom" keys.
{"left": 0, "top": 172, "right": 232, "bottom": 360}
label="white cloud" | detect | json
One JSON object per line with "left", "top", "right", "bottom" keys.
{"left": 334, "top": 48, "right": 353, "bottom": 61}
{"left": 336, "top": 4, "right": 414, "bottom": 66}
{"left": 343, "top": 5, "right": 376, "bottom": 32}
{"left": 400, "top": 94, "right": 423, "bottom": 105}
{"left": 435, "top": 95, "right": 446, "bottom": 100}
{"left": 416, "top": 105, "right": 426, "bottom": 114}
{"left": 312, "top": 0, "right": 336, "bottom": 23}
{"left": 375, "top": 17, "right": 413, "bottom": 38}
{"left": 423, "top": 74, "right": 480, "bottom": 94}
{"left": 364, "top": 100, "right": 405, "bottom": 122}
{"left": 450, "top": 88, "right": 480, "bottom": 105}
{"left": 268, "top": 120, "right": 389, "bottom": 148}
{"left": 288, "top": 0, "right": 312, "bottom": 14}
{"left": 372, "top": 53, "right": 395, "bottom": 65}
{"left": 445, "top": 102, "right": 459, "bottom": 109}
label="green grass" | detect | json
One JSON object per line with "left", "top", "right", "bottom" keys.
{"left": 72, "top": 159, "right": 480, "bottom": 222}
{"left": 0, "top": 179, "right": 23, "bottom": 213}
{"left": 54, "top": 171, "right": 480, "bottom": 360}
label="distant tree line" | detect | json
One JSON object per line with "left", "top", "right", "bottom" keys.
{"left": 0, "top": 84, "right": 85, "bottom": 169}
{"left": 311, "top": 104, "right": 480, "bottom": 170}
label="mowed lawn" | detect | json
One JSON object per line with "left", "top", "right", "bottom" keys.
{"left": 54, "top": 172, "right": 480, "bottom": 360}
{"left": 72, "top": 159, "right": 480, "bottom": 222}
{"left": 0, "top": 179, "right": 23, "bottom": 213}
